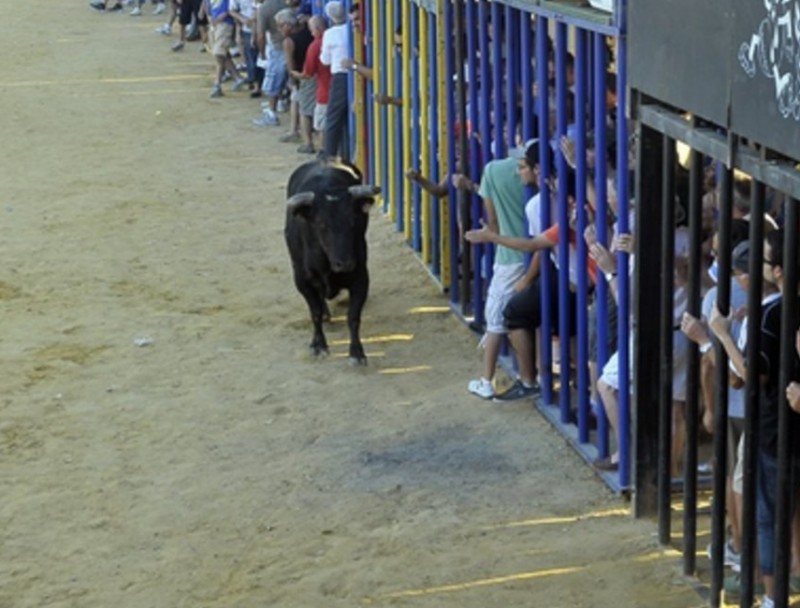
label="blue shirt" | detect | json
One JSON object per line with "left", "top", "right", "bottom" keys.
{"left": 208, "top": 0, "right": 234, "bottom": 25}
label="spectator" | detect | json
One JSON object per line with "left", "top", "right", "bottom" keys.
{"left": 710, "top": 228, "right": 800, "bottom": 608}
{"left": 320, "top": 1, "right": 351, "bottom": 159}
{"left": 290, "top": 14, "right": 329, "bottom": 153}
{"left": 277, "top": 9, "right": 314, "bottom": 146}
{"left": 230, "top": 0, "right": 259, "bottom": 91}
{"left": 171, "top": 0, "right": 209, "bottom": 52}
{"left": 207, "top": 0, "right": 248, "bottom": 98}
{"left": 155, "top": 0, "right": 180, "bottom": 35}
{"left": 460, "top": 148, "right": 531, "bottom": 400}
{"left": 255, "top": 0, "right": 288, "bottom": 125}
{"left": 465, "top": 151, "right": 591, "bottom": 401}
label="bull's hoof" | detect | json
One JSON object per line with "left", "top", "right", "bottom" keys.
{"left": 348, "top": 356, "right": 368, "bottom": 367}
{"left": 310, "top": 346, "right": 329, "bottom": 359}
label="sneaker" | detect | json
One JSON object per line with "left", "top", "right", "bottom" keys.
{"left": 231, "top": 78, "right": 247, "bottom": 92}
{"left": 209, "top": 85, "right": 223, "bottom": 98}
{"left": 108, "top": 2, "right": 123, "bottom": 11}
{"left": 252, "top": 111, "right": 279, "bottom": 127}
{"left": 249, "top": 90, "right": 262, "bottom": 98}
{"left": 723, "top": 574, "right": 764, "bottom": 599}
{"left": 156, "top": 23, "right": 171, "bottom": 35}
{"left": 130, "top": 6, "right": 141, "bottom": 15}
{"left": 276, "top": 98, "right": 289, "bottom": 113}
{"left": 230, "top": 46, "right": 241, "bottom": 57}
{"left": 297, "top": 143, "right": 316, "bottom": 154}
{"left": 706, "top": 541, "right": 741, "bottom": 572}
{"left": 89, "top": 1, "right": 106, "bottom": 10}
{"left": 170, "top": 40, "right": 184, "bottom": 51}
{"left": 200, "top": 44, "right": 210, "bottom": 53}
{"left": 153, "top": 1, "right": 166, "bottom": 14}
{"left": 279, "top": 131, "right": 302, "bottom": 143}
{"left": 467, "top": 378, "right": 494, "bottom": 399}
{"left": 492, "top": 379, "right": 540, "bottom": 402}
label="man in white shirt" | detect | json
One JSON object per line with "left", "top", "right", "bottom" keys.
{"left": 319, "top": 1, "right": 351, "bottom": 160}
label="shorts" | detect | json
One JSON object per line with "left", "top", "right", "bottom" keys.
{"left": 483, "top": 263, "right": 526, "bottom": 334}
{"left": 727, "top": 417, "right": 745, "bottom": 477}
{"left": 179, "top": 0, "right": 207, "bottom": 26}
{"left": 313, "top": 103, "right": 327, "bottom": 131}
{"left": 600, "top": 333, "right": 633, "bottom": 392}
{"left": 671, "top": 329, "right": 689, "bottom": 401}
{"left": 261, "top": 45, "right": 287, "bottom": 97}
{"left": 503, "top": 267, "right": 576, "bottom": 336}
{"left": 298, "top": 78, "right": 317, "bottom": 117}
{"left": 211, "top": 22, "right": 234, "bottom": 57}
{"left": 733, "top": 433, "right": 745, "bottom": 494}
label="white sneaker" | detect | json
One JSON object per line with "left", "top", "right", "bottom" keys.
{"left": 153, "top": 2, "right": 166, "bottom": 14}
{"left": 130, "top": 6, "right": 141, "bottom": 15}
{"left": 156, "top": 23, "right": 171, "bottom": 35}
{"left": 467, "top": 378, "right": 494, "bottom": 399}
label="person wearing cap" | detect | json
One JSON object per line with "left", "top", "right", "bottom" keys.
{"left": 462, "top": 148, "right": 530, "bottom": 401}
{"left": 320, "top": 1, "right": 352, "bottom": 159}
{"left": 679, "top": 221, "right": 750, "bottom": 570}
{"left": 465, "top": 150, "right": 596, "bottom": 402}
{"left": 710, "top": 229, "right": 800, "bottom": 607}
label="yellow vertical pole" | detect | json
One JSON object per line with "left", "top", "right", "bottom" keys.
{"left": 419, "top": 4, "right": 431, "bottom": 265}
{"left": 437, "top": 0, "right": 450, "bottom": 289}
{"left": 401, "top": 0, "right": 413, "bottom": 242}
{"left": 353, "top": 5, "right": 366, "bottom": 173}
{"left": 385, "top": 0, "right": 397, "bottom": 222}
{"left": 370, "top": 0, "right": 382, "bottom": 207}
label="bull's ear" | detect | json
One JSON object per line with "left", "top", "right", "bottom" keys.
{"left": 287, "top": 192, "right": 315, "bottom": 216}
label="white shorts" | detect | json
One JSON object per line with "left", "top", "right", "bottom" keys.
{"left": 483, "top": 263, "right": 526, "bottom": 334}
{"left": 600, "top": 330, "right": 685, "bottom": 398}
{"left": 313, "top": 103, "right": 327, "bottom": 132}
{"left": 733, "top": 433, "right": 745, "bottom": 494}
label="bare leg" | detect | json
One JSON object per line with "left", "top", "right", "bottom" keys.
{"left": 598, "top": 379, "right": 620, "bottom": 463}
{"left": 508, "top": 328, "right": 536, "bottom": 385}
{"left": 672, "top": 400, "right": 686, "bottom": 478}
{"left": 482, "top": 332, "right": 503, "bottom": 383}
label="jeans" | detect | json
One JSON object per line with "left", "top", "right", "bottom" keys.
{"left": 241, "top": 31, "right": 256, "bottom": 85}
{"left": 323, "top": 72, "right": 350, "bottom": 161}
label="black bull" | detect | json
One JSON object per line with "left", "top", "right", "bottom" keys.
{"left": 284, "top": 159, "right": 380, "bottom": 365}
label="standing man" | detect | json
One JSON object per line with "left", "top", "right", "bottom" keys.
{"left": 207, "top": 0, "right": 248, "bottom": 97}
{"left": 290, "top": 14, "right": 329, "bottom": 153}
{"left": 319, "top": 1, "right": 350, "bottom": 160}
{"left": 710, "top": 229, "right": 800, "bottom": 608}
{"left": 255, "top": 0, "right": 288, "bottom": 125}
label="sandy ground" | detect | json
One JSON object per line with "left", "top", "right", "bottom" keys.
{"left": 0, "top": 3, "right": 707, "bottom": 607}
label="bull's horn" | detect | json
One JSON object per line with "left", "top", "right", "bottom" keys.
{"left": 348, "top": 185, "right": 381, "bottom": 198}
{"left": 286, "top": 191, "right": 315, "bottom": 211}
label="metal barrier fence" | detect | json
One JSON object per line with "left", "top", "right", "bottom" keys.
{"left": 351, "top": 0, "right": 632, "bottom": 490}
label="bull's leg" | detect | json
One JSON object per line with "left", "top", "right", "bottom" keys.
{"left": 295, "top": 278, "right": 329, "bottom": 357}
{"left": 346, "top": 272, "right": 369, "bottom": 366}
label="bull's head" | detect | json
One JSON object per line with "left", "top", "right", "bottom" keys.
{"left": 287, "top": 185, "right": 381, "bottom": 273}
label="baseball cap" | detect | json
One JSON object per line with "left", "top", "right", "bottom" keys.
{"left": 509, "top": 138, "right": 538, "bottom": 161}
{"left": 731, "top": 240, "right": 750, "bottom": 274}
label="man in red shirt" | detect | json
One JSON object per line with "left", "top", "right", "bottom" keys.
{"left": 290, "top": 14, "right": 330, "bottom": 154}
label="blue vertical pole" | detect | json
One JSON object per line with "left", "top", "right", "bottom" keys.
{"left": 520, "top": 11, "right": 533, "bottom": 144}
{"left": 411, "top": 4, "right": 422, "bottom": 253}
{"left": 478, "top": 0, "right": 491, "bottom": 163}
{"left": 575, "top": 26, "right": 591, "bottom": 444}
{"left": 593, "top": 32, "right": 610, "bottom": 458}
{"left": 379, "top": 0, "right": 389, "bottom": 213}
{"left": 364, "top": 0, "right": 374, "bottom": 184}
{"left": 429, "top": 8, "right": 441, "bottom": 278}
{"left": 491, "top": 2, "right": 504, "bottom": 159}
{"left": 445, "top": 0, "right": 459, "bottom": 305}
{"left": 555, "top": 22, "right": 571, "bottom": 423}
{"left": 536, "top": 15, "right": 553, "bottom": 404}
{"left": 467, "top": 0, "right": 484, "bottom": 323}
{"left": 504, "top": 6, "right": 519, "bottom": 151}
{"left": 394, "top": 0, "right": 404, "bottom": 233}
{"left": 616, "top": 32, "right": 630, "bottom": 488}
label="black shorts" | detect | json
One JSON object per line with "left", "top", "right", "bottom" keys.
{"left": 503, "top": 269, "right": 577, "bottom": 337}
{"left": 179, "top": 0, "right": 207, "bottom": 26}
